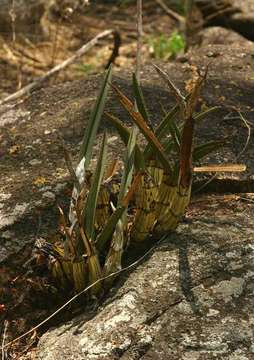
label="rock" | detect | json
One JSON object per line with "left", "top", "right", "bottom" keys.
{"left": 37, "top": 195, "right": 254, "bottom": 359}
{"left": 229, "top": 0, "right": 254, "bottom": 41}
{"left": 231, "top": 0, "right": 254, "bottom": 16}
{"left": 0, "top": 202, "right": 29, "bottom": 229}
{"left": 0, "top": 107, "right": 30, "bottom": 126}
{"left": 200, "top": 26, "right": 254, "bottom": 46}
{"left": 42, "top": 191, "right": 56, "bottom": 203}
{"left": 196, "top": 0, "right": 254, "bottom": 41}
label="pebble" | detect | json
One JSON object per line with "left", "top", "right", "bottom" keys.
{"left": 29, "top": 159, "right": 42, "bottom": 166}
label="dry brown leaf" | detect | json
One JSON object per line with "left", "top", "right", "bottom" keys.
{"left": 193, "top": 164, "right": 246, "bottom": 172}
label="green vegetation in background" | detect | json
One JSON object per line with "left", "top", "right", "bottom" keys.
{"left": 76, "top": 63, "right": 94, "bottom": 75}
{"left": 148, "top": 31, "right": 185, "bottom": 60}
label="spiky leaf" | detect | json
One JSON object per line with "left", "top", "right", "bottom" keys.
{"left": 132, "top": 73, "right": 151, "bottom": 127}
{"left": 112, "top": 84, "right": 172, "bottom": 173}
{"left": 96, "top": 173, "right": 141, "bottom": 251}
{"left": 84, "top": 132, "right": 108, "bottom": 240}
{"left": 79, "top": 64, "right": 112, "bottom": 167}
{"left": 105, "top": 111, "right": 145, "bottom": 170}
{"left": 193, "top": 140, "right": 225, "bottom": 161}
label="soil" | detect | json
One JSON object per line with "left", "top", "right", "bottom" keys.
{"left": 0, "top": 1, "right": 254, "bottom": 359}
{"left": 0, "top": 0, "right": 176, "bottom": 95}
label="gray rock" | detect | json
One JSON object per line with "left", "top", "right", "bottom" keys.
{"left": 42, "top": 191, "right": 56, "bottom": 203}
{"left": 200, "top": 26, "right": 253, "bottom": 46}
{"left": 0, "top": 202, "right": 29, "bottom": 229}
{"left": 37, "top": 196, "right": 254, "bottom": 359}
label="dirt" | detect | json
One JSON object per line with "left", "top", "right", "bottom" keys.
{"left": 0, "top": 0, "right": 176, "bottom": 94}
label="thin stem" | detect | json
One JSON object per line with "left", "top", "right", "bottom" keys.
{"left": 136, "top": 0, "right": 142, "bottom": 84}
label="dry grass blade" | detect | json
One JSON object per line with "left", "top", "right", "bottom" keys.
{"left": 104, "top": 159, "right": 119, "bottom": 183}
{"left": 185, "top": 66, "right": 208, "bottom": 119}
{"left": 112, "top": 83, "right": 172, "bottom": 173}
{"left": 179, "top": 69, "right": 207, "bottom": 187}
{"left": 58, "top": 205, "right": 76, "bottom": 258}
{"left": 193, "top": 164, "right": 246, "bottom": 172}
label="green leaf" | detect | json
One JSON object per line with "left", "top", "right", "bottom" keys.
{"left": 194, "top": 106, "right": 220, "bottom": 122}
{"left": 105, "top": 111, "right": 145, "bottom": 171}
{"left": 79, "top": 64, "right": 113, "bottom": 167}
{"left": 106, "top": 111, "right": 130, "bottom": 144}
{"left": 132, "top": 73, "right": 151, "bottom": 127}
{"left": 155, "top": 104, "right": 180, "bottom": 139}
{"left": 84, "top": 132, "right": 108, "bottom": 241}
{"left": 96, "top": 127, "right": 137, "bottom": 251}
{"left": 144, "top": 104, "right": 179, "bottom": 159}
{"left": 168, "top": 119, "right": 181, "bottom": 153}
{"left": 96, "top": 173, "right": 142, "bottom": 251}
{"left": 193, "top": 140, "right": 225, "bottom": 162}
{"left": 164, "top": 140, "right": 175, "bottom": 155}
{"left": 96, "top": 206, "right": 126, "bottom": 251}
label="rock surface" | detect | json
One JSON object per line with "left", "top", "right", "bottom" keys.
{"left": 0, "top": 41, "right": 254, "bottom": 359}
{"left": 197, "top": 0, "right": 254, "bottom": 41}
{"left": 37, "top": 194, "right": 254, "bottom": 359}
{"left": 1, "top": 43, "right": 254, "bottom": 262}
{"left": 200, "top": 26, "right": 254, "bottom": 46}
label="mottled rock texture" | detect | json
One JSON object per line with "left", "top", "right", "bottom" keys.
{"left": 0, "top": 40, "right": 254, "bottom": 359}
{"left": 37, "top": 195, "right": 254, "bottom": 359}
